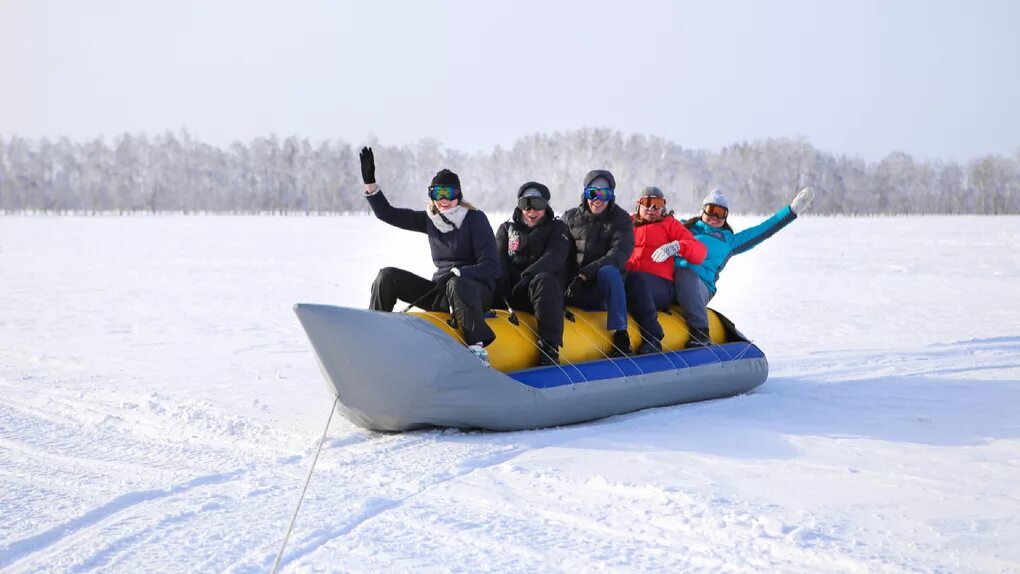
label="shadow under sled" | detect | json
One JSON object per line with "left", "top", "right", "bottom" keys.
{"left": 293, "top": 304, "right": 768, "bottom": 432}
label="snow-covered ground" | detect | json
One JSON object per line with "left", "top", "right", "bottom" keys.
{"left": 1, "top": 214, "right": 1019, "bottom": 573}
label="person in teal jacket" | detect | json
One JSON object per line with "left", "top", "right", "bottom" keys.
{"left": 674, "top": 186, "right": 815, "bottom": 347}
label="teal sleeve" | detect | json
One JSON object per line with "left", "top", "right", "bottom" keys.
{"left": 730, "top": 206, "right": 796, "bottom": 255}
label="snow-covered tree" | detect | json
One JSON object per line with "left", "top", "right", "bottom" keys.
{"left": 0, "top": 130, "right": 1016, "bottom": 214}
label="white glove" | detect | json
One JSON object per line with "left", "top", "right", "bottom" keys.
{"left": 450, "top": 267, "right": 461, "bottom": 277}
{"left": 651, "top": 241, "right": 680, "bottom": 263}
{"left": 791, "top": 187, "right": 814, "bottom": 214}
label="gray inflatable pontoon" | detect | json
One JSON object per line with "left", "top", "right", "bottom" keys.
{"left": 294, "top": 304, "right": 769, "bottom": 432}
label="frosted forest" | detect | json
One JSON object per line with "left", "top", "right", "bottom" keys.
{"left": 1, "top": 128, "right": 1017, "bottom": 215}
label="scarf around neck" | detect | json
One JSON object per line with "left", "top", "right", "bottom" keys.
{"left": 427, "top": 202, "right": 469, "bottom": 233}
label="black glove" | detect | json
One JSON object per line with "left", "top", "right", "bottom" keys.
{"left": 359, "top": 147, "right": 376, "bottom": 184}
{"left": 511, "top": 275, "right": 531, "bottom": 300}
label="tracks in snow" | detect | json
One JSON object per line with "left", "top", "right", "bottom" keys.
{"left": 3, "top": 337, "right": 1018, "bottom": 572}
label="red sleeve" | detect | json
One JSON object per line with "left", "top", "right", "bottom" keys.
{"left": 626, "top": 223, "right": 641, "bottom": 271}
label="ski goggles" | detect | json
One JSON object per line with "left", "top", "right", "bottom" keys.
{"left": 703, "top": 203, "right": 729, "bottom": 219}
{"left": 638, "top": 197, "right": 666, "bottom": 210}
{"left": 517, "top": 196, "right": 548, "bottom": 211}
{"left": 583, "top": 186, "right": 614, "bottom": 202}
{"left": 427, "top": 185, "right": 461, "bottom": 201}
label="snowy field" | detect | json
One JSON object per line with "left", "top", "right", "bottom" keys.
{"left": 2, "top": 214, "right": 1019, "bottom": 573}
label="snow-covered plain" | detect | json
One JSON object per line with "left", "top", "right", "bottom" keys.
{"left": 1, "top": 214, "right": 1019, "bottom": 573}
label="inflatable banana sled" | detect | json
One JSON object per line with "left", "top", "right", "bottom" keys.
{"left": 294, "top": 303, "right": 768, "bottom": 431}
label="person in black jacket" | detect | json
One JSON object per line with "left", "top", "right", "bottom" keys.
{"left": 359, "top": 147, "right": 500, "bottom": 366}
{"left": 561, "top": 169, "right": 636, "bottom": 356}
{"left": 494, "top": 182, "right": 571, "bottom": 366}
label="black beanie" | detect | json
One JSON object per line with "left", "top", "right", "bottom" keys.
{"left": 431, "top": 169, "right": 461, "bottom": 190}
{"left": 517, "top": 181, "right": 551, "bottom": 200}
{"left": 583, "top": 169, "right": 616, "bottom": 190}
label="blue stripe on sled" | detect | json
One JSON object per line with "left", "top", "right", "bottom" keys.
{"left": 508, "top": 342, "right": 765, "bottom": 389}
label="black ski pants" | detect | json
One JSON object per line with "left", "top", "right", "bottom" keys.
{"left": 498, "top": 271, "right": 565, "bottom": 347}
{"left": 370, "top": 266, "right": 496, "bottom": 347}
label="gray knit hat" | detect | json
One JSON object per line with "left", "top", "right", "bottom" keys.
{"left": 641, "top": 186, "right": 665, "bottom": 199}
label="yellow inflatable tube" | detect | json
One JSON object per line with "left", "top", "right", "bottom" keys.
{"left": 410, "top": 306, "right": 727, "bottom": 372}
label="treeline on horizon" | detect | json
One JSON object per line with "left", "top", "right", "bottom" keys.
{"left": 0, "top": 128, "right": 1017, "bottom": 215}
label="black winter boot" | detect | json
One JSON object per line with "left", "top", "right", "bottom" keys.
{"left": 608, "top": 330, "right": 631, "bottom": 357}
{"left": 686, "top": 327, "right": 712, "bottom": 348}
{"left": 636, "top": 336, "right": 663, "bottom": 355}
{"left": 537, "top": 339, "right": 560, "bottom": 366}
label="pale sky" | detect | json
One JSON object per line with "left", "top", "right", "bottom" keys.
{"left": 2, "top": 0, "right": 1018, "bottom": 162}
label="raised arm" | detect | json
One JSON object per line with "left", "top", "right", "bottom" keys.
{"left": 360, "top": 147, "right": 427, "bottom": 233}
{"left": 730, "top": 187, "right": 814, "bottom": 255}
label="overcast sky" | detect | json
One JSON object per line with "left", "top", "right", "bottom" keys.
{"left": 2, "top": 0, "right": 1017, "bottom": 162}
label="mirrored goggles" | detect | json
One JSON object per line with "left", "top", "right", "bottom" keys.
{"left": 703, "top": 203, "right": 729, "bottom": 219}
{"left": 428, "top": 185, "right": 460, "bottom": 201}
{"left": 583, "top": 186, "right": 614, "bottom": 202}
{"left": 517, "top": 196, "right": 548, "bottom": 211}
{"left": 638, "top": 197, "right": 666, "bottom": 210}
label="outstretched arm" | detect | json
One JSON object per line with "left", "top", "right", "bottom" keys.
{"left": 790, "top": 187, "right": 814, "bottom": 215}
{"left": 729, "top": 186, "right": 813, "bottom": 254}
{"left": 360, "top": 146, "right": 427, "bottom": 232}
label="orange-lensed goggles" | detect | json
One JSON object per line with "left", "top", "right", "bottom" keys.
{"left": 638, "top": 197, "right": 666, "bottom": 210}
{"left": 703, "top": 203, "right": 729, "bottom": 219}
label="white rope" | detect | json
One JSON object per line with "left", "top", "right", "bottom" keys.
{"left": 502, "top": 306, "right": 589, "bottom": 385}
{"left": 271, "top": 394, "right": 340, "bottom": 574}
{"left": 569, "top": 311, "right": 646, "bottom": 377}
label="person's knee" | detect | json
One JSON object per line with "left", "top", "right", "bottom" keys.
{"left": 448, "top": 276, "right": 483, "bottom": 304}
{"left": 596, "top": 265, "right": 623, "bottom": 287}
{"left": 374, "top": 266, "right": 400, "bottom": 286}
{"left": 532, "top": 271, "right": 556, "bottom": 284}
{"left": 445, "top": 275, "right": 462, "bottom": 295}
{"left": 626, "top": 270, "right": 652, "bottom": 288}
{"left": 531, "top": 272, "right": 561, "bottom": 293}
{"left": 674, "top": 266, "right": 700, "bottom": 288}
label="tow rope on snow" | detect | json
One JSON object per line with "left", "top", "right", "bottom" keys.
{"left": 271, "top": 394, "right": 340, "bottom": 574}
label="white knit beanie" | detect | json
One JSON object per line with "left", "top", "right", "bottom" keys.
{"left": 702, "top": 188, "right": 730, "bottom": 209}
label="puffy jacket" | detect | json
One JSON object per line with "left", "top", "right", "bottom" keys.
{"left": 627, "top": 214, "right": 707, "bottom": 281}
{"left": 495, "top": 206, "right": 571, "bottom": 289}
{"left": 561, "top": 201, "right": 635, "bottom": 280}
{"left": 679, "top": 205, "right": 797, "bottom": 294}
{"left": 366, "top": 190, "right": 500, "bottom": 290}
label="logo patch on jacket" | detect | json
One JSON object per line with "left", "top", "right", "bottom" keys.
{"left": 508, "top": 229, "right": 521, "bottom": 255}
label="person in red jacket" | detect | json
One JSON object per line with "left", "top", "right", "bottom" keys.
{"left": 625, "top": 186, "right": 708, "bottom": 354}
